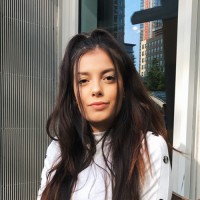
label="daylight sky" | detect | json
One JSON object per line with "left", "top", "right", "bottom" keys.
{"left": 124, "top": 0, "right": 140, "bottom": 71}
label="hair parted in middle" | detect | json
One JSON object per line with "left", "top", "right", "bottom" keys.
{"left": 41, "top": 29, "right": 167, "bottom": 200}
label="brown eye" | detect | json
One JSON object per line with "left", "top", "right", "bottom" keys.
{"left": 103, "top": 75, "right": 116, "bottom": 83}
{"left": 78, "top": 79, "right": 88, "bottom": 85}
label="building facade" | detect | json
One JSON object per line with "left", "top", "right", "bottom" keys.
{"left": 124, "top": 43, "right": 136, "bottom": 65}
{"left": 80, "top": 0, "right": 125, "bottom": 43}
{"left": 0, "top": 0, "right": 78, "bottom": 199}
{"left": 140, "top": 31, "right": 164, "bottom": 76}
{"left": 80, "top": 0, "right": 134, "bottom": 62}
{"left": 139, "top": 0, "right": 164, "bottom": 77}
{"left": 0, "top": 0, "right": 59, "bottom": 199}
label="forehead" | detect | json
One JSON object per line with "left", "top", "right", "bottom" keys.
{"left": 77, "top": 48, "right": 115, "bottom": 73}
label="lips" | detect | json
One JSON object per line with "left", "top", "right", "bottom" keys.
{"left": 89, "top": 102, "right": 109, "bottom": 110}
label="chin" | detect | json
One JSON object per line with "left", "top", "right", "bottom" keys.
{"left": 88, "top": 116, "right": 110, "bottom": 123}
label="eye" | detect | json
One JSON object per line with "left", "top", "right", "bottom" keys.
{"left": 103, "top": 75, "right": 116, "bottom": 83}
{"left": 78, "top": 79, "right": 88, "bottom": 85}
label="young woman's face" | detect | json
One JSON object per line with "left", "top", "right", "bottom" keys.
{"left": 74, "top": 48, "right": 124, "bottom": 133}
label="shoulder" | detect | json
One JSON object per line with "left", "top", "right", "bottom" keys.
{"left": 146, "top": 131, "right": 169, "bottom": 157}
{"left": 145, "top": 131, "right": 170, "bottom": 179}
{"left": 37, "top": 139, "right": 61, "bottom": 199}
{"left": 46, "top": 139, "right": 60, "bottom": 155}
{"left": 140, "top": 131, "right": 172, "bottom": 200}
{"left": 45, "top": 139, "right": 61, "bottom": 167}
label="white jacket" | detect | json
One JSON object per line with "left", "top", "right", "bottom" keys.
{"left": 37, "top": 132, "right": 172, "bottom": 200}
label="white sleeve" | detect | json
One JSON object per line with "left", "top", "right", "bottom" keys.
{"left": 140, "top": 132, "right": 172, "bottom": 200}
{"left": 37, "top": 140, "right": 61, "bottom": 200}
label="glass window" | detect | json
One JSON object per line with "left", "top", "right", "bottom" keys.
{"left": 79, "top": 0, "right": 179, "bottom": 149}
{"left": 114, "top": 5, "right": 118, "bottom": 14}
{"left": 132, "top": 0, "right": 177, "bottom": 143}
{"left": 114, "top": 15, "right": 118, "bottom": 22}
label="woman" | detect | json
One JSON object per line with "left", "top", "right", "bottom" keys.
{"left": 37, "top": 29, "right": 172, "bottom": 200}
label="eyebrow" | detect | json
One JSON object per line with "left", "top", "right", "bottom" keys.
{"left": 78, "top": 68, "right": 115, "bottom": 75}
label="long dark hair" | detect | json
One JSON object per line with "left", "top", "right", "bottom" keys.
{"left": 41, "top": 29, "right": 168, "bottom": 200}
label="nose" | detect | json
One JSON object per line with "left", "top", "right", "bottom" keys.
{"left": 91, "top": 80, "right": 103, "bottom": 97}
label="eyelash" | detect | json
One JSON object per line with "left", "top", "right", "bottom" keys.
{"left": 103, "top": 75, "right": 116, "bottom": 82}
{"left": 78, "top": 79, "right": 88, "bottom": 85}
{"left": 78, "top": 75, "right": 116, "bottom": 85}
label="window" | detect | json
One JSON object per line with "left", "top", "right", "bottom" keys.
{"left": 114, "top": 5, "right": 118, "bottom": 14}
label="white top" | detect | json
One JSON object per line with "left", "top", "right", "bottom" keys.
{"left": 37, "top": 132, "right": 172, "bottom": 200}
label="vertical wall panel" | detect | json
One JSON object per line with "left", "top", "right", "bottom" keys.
{"left": 0, "top": 0, "right": 59, "bottom": 199}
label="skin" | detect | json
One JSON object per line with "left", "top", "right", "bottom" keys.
{"left": 74, "top": 48, "right": 124, "bottom": 133}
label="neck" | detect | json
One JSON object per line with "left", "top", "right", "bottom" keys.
{"left": 90, "top": 121, "right": 111, "bottom": 133}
